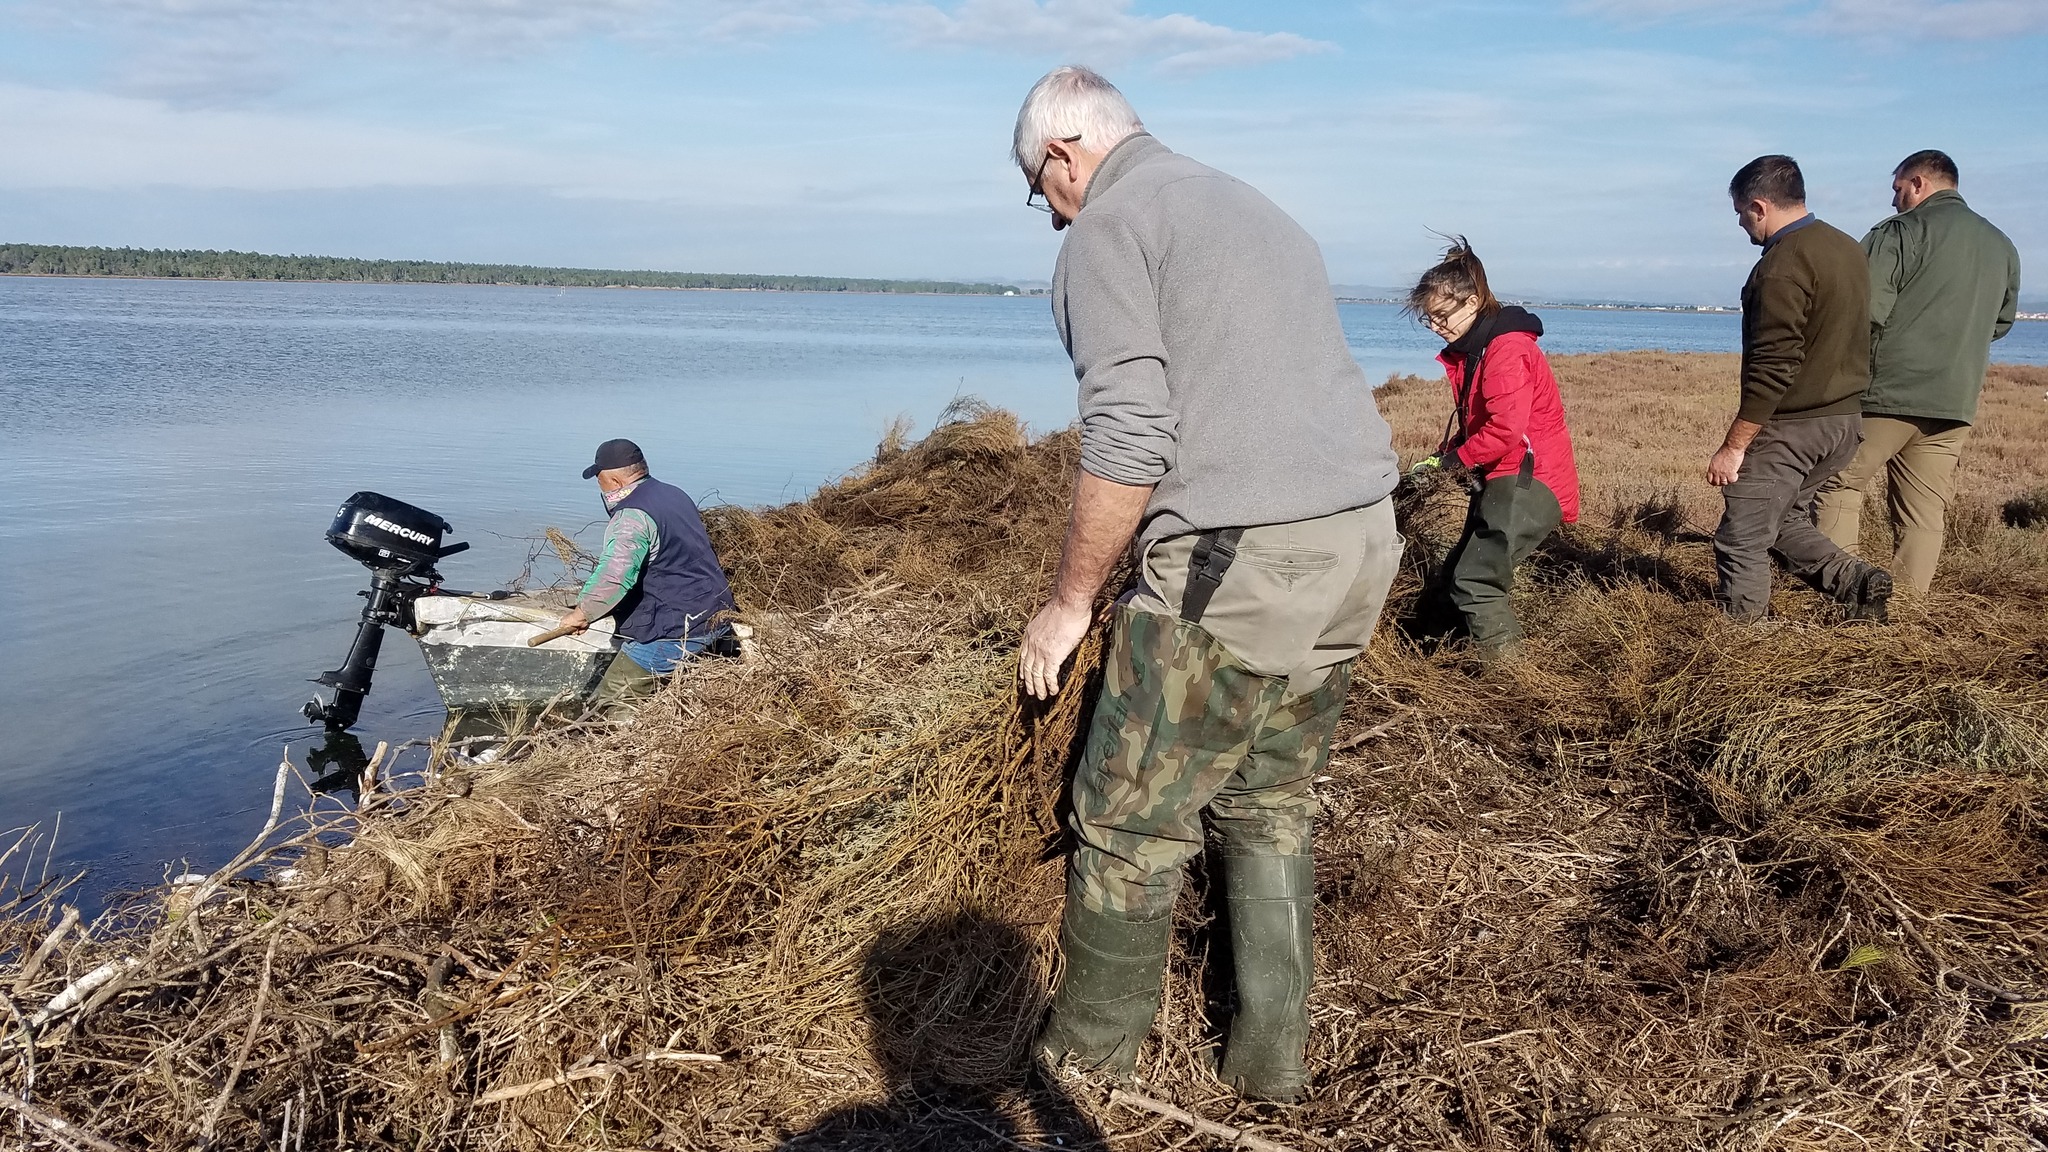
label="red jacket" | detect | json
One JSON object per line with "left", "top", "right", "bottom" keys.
{"left": 1437, "top": 322, "right": 1580, "bottom": 524}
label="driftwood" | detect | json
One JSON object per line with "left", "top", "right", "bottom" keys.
{"left": 9, "top": 906, "right": 77, "bottom": 996}
{"left": 0, "top": 1088, "right": 134, "bottom": 1152}
{"left": 26, "top": 957, "right": 140, "bottom": 1029}
{"left": 1108, "top": 1089, "right": 1301, "bottom": 1152}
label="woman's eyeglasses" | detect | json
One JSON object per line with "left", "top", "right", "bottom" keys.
{"left": 1422, "top": 298, "right": 1475, "bottom": 331}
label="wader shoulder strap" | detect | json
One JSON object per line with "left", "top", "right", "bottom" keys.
{"left": 1439, "top": 346, "right": 1488, "bottom": 456}
{"left": 1179, "top": 527, "right": 1245, "bottom": 625}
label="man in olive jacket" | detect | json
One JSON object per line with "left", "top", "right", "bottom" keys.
{"left": 1709, "top": 154, "right": 1892, "bottom": 623}
{"left": 1815, "top": 150, "right": 2023, "bottom": 594}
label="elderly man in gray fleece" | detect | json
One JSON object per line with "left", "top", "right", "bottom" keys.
{"left": 1014, "top": 66, "right": 1402, "bottom": 1101}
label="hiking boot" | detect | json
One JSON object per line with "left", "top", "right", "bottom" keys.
{"left": 1033, "top": 891, "right": 1171, "bottom": 1082}
{"left": 1841, "top": 566, "right": 1893, "bottom": 624}
{"left": 1217, "top": 852, "right": 1315, "bottom": 1102}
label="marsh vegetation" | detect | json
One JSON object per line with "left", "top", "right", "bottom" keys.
{"left": 6, "top": 354, "right": 2048, "bottom": 1151}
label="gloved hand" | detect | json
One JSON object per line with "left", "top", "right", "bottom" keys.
{"left": 1408, "top": 453, "right": 1482, "bottom": 493}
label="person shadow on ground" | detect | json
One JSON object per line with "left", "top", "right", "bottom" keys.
{"left": 775, "top": 911, "right": 1107, "bottom": 1151}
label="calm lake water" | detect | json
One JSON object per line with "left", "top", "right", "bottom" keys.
{"left": 3, "top": 276, "right": 2043, "bottom": 907}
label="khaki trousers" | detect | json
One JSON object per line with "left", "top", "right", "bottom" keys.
{"left": 1130, "top": 498, "right": 1403, "bottom": 692}
{"left": 1815, "top": 415, "right": 1970, "bottom": 596}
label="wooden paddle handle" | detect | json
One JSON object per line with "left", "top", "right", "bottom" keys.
{"left": 527, "top": 622, "right": 581, "bottom": 648}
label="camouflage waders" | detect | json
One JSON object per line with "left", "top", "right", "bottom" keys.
{"left": 1067, "top": 606, "right": 1350, "bottom": 920}
{"left": 1035, "top": 501, "right": 1398, "bottom": 1097}
{"left": 1037, "top": 605, "right": 1354, "bottom": 1096}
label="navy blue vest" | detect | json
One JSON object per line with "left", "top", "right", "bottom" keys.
{"left": 608, "top": 478, "right": 737, "bottom": 644}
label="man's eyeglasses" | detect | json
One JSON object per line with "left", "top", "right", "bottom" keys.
{"left": 1026, "top": 135, "right": 1085, "bottom": 213}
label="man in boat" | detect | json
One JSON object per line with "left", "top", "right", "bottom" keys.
{"left": 558, "top": 438, "right": 738, "bottom": 705}
{"left": 1012, "top": 66, "right": 1403, "bottom": 1101}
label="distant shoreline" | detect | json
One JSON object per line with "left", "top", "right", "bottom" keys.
{"left": 1336, "top": 296, "right": 1737, "bottom": 315}
{"left": 4, "top": 260, "right": 2035, "bottom": 316}
{"left": 0, "top": 243, "right": 1023, "bottom": 297}
{"left": 1335, "top": 298, "right": 2048, "bottom": 320}
{"left": 0, "top": 271, "right": 1036, "bottom": 299}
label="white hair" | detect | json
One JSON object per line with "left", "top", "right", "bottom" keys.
{"left": 1011, "top": 66, "right": 1144, "bottom": 175}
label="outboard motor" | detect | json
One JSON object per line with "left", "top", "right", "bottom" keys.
{"left": 304, "top": 492, "right": 470, "bottom": 730}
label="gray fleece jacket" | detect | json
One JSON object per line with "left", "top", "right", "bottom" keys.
{"left": 1051, "top": 133, "right": 1398, "bottom": 546}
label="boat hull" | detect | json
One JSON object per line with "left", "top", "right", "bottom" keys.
{"left": 411, "top": 595, "right": 622, "bottom": 711}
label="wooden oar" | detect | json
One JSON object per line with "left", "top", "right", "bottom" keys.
{"left": 526, "top": 622, "right": 582, "bottom": 648}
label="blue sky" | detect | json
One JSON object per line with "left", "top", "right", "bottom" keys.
{"left": 0, "top": 0, "right": 2040, "bottom": 302}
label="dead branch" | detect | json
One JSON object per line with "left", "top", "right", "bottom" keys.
{"left": 471, "top": 1049, "right": 722, "bottom": 1105}
{"left": 200, "top": 927, "right": 283, "bottom": 1139}
{"left": 9, "top": 905, "right": 78, "bottom": 996}
{"left": 0, "top": 1088, "right": 133, "bottom": 1152}
{"left": 1109, "top": 1089, "right": 1301, "bottom": 1152}
{"left": 26, "top": 956, "right": 141, "bottom": 1029}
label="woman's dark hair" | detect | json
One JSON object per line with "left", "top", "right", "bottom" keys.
{"left": 1404, "top": 236, "right": 1500, "bottom": 319}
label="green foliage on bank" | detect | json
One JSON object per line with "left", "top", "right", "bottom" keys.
{"left": 0, "top": 243, "right": 1020, "bottom": 295}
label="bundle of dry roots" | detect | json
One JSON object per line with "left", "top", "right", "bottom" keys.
{"left": 6, "top": 393, "right": 2048, "bottom": 1151}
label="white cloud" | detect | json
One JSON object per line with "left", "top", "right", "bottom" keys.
{"left": 41, "top": 0, "right": 667, "bottom": 54}
{"left": 1573, "top": 0, "right": 2048, "bottom": 39}
{"left": 17, "top": 0, "right": 1326, "bottom": 106}
{"left": 891, "top": 0, "right": 1336, "bottom": 73}
{"left": 0, "top": 81, "right": 986, "bottom": 208}
{"left": 1812, "top": 0, "right": 2048, "bottom": 37}
{"left": 0, "top": 83, "right": 542, "bottom": 189}
{"left": 14, "top": 0, "right": 857, "bottom": 103}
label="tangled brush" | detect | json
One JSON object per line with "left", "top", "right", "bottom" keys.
{"left": 8, "top": 377, "right": 2048, "bottom": 1151}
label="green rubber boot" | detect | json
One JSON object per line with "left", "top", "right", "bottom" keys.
{"left": 1217, "top": 852, "right": 1315, "bottom": 1101}
{"left": 1033, "top": 890, "right": 1172, "bottom": 1081}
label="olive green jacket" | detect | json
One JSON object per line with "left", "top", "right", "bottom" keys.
{"left": 1862, "top": 189, "right": 2022, "bottom": 425}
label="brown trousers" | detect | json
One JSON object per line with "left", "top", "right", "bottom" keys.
{"left": 1814, "top": 414, "right": 1971, "bottom": 595}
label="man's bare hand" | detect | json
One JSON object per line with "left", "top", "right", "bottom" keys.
{"left": 1709, "top": 418, "right": 1763, "bottom": 487}
{"left": 558, "top": 606, "right": 591, "bottom": 634}
{"left": 1019, "top": 471, "right": 1150, "bottom": 700}
{"left": 1020, "top": 599, "right": 1094, "bottom": 701}
{"left": 1707, "top": 446, "right": 1746, "bottom": 487}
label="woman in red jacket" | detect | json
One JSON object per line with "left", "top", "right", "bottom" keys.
{"left": 1405, "top": 239, "right": 1580, "bottom": 655}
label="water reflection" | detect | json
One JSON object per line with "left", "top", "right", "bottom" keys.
{"left": 304, "top": 730, "right": 373, "bottom": 797}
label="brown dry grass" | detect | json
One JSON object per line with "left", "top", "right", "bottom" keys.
{"left": 1381, "top": 355, "right": 2048, "bottom": 551}
{"left": 6, "top": 359, "right": 2048, "bottom": 1152}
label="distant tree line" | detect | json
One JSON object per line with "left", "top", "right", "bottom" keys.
{"left": 0, "top": 244, "right": 1020, "bottom": 296}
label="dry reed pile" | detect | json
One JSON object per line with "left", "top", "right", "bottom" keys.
{"left": 6, "top": 362, "right": 2048, "bottom": 1151}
